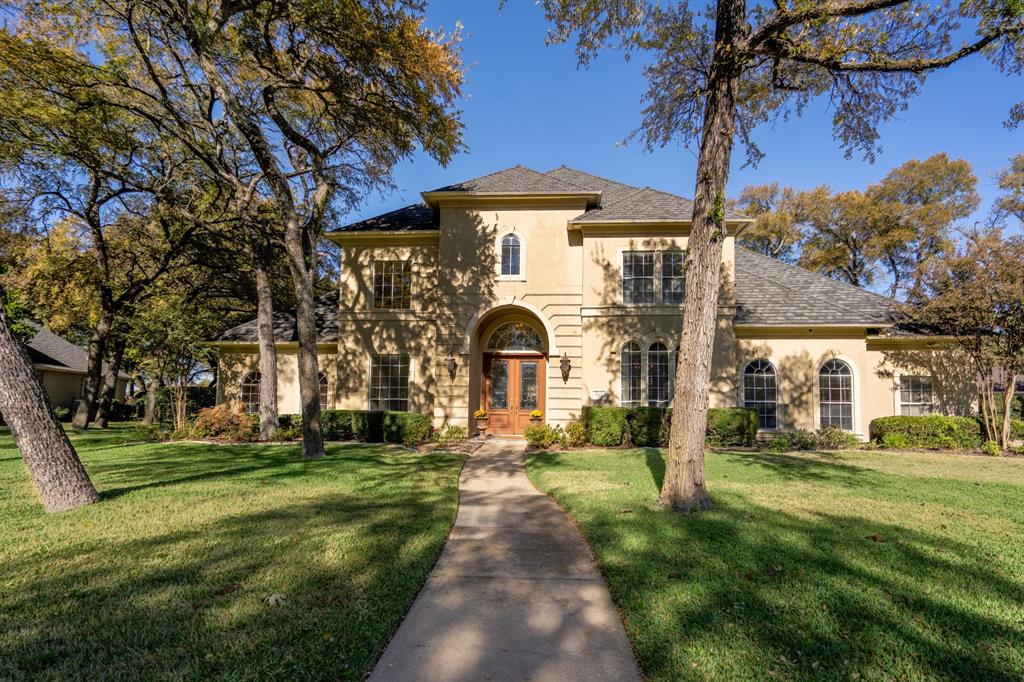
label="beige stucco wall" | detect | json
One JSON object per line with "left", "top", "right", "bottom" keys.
{"left": 734, "top": 329, "right": 975, "bottom": 437}
{"left": 217, "top": 346, "right": 339, "bottom": 414}
{"left": 36, "top": 369, "right": 128, "bottom": 409}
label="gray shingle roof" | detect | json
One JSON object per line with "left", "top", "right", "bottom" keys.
{"left": 214, "top": 291, "right": 340, "bottom": 343}
{"left": 334, "top": 203, "right": 435, "bottom": 233}
{"left": 543, "top": 166, "right": 638, "bottom": 205}
{"left": 26, "top": 322, "right": 130, "bottom": 378}
{"left": 570, "top": 186, "right": 749, "bottom": 223}
{"left": 734, "top": 248, "right": 896, "bottom": 326}
{"left": 430, "top": 165, "right": 589, "bottom": 194}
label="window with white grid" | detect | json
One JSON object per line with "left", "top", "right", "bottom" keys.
{"left": 647, "top": 342, "right": 672, "bottom": 407}
{"left": 622, "top": 252, "right": 655, "bottom": 304}
{"left": 240, "top": 372, "right": 261, "bottom": 414}
{"left": 372, "top": 260, "right": 412, "bottom": 310}
{"left": 743, "top": 360, "right": 778, "bottom": 429}
{"left": 819, "top": 359, "right": 853, "bottom": 431}
{"left": 500, "top": 234, "right": 521, "bottom": 276}
{"left": 900, "top": 376, "right": 933, "bottom": 416}
{"left": 369, "top": 354, "right": 410, "bottom": 411}
{"left": 661, "top": 252, "right": 685, "bottom": 305}
{"left": 620, "top": 342, "right": 642, "bottom": 407}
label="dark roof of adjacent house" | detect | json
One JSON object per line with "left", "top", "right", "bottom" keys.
{"left": 214, "top": 291, "right": 340, "bottom": 343}
{"left": 734, "top": 248, "right": 897, "bottom": 326}
{"left": 25, "top": 322, "right": 131, "bottom": 378}
{"left": 332, "top": 164, "right": 750, "bottom": 232}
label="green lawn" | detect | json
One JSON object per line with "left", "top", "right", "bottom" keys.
{"left": 0, "top": 425, "right": 465, "bottom": 681}
{"left": 526, "top": 447, "right": 1024, "bottom": 681}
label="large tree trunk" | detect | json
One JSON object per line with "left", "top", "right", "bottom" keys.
{"left": 0, "top": 292, "right": 99, "bottom": 512}
{"left": 254, "top": 254, "right": 279, "bottom": 441}
{"left": 72, "top": 313, "right": 112, "bottom": 429}
{"left": 660, "top": 0, "right": 746, "bottom": 512}
{"left": 94, "top": 338, "right": 125, "bottom": 429}
{"left": 284, "top": 219, "right": 325, "bottom": 459}
{"left": 142, "top": 374, "right": 163, "bottom": 426}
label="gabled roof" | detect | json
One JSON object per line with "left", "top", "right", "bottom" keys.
{"left": 429, "top": 165, "right": 590, "bottom": 194}
{"left": 334, "top": 203, "right": 435, "bottom": 233}
{"left": 543, "top": 166, "right": 639, "bottom": 205}
{"left": 214, "top": 291, "right": 340, "bottom": 343}
{"left": 734, "top": 248, "right": 896, "bottom": 326}
{"left": 26, "top": 322, "right": 130, "bottom": 378}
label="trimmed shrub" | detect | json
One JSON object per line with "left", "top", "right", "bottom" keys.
{"left": 881, "top": 432, "right": 910, "bottom": 449}
{"left": 1012, "top": 418, "right": 1024, "bottom": 440}
{"left": 869, "top": 415, "right": 982, "bottom": 450}
{"left": 525, "top": 424, "right": 563, "bottom": 449}
{"left": 384, "top": 412, "right": 432, "bottom": 445}
{"left": 814, "top": 425, "right": 860, "bottom": 450}
{"left": 321, "top": 410, "right": 356, "bottom": 441}
{"left": 582, "top": 406, "right": 758, "bottom": 447}
{"left": 351, "top": 411, "right": 386, "bottom": 442}
{"left": 433, "top": 424, "right": 467, "bottom": 447}
{"left": 768, "top": 429, "right": 817, "bottom": 452}
{"left": 562, "top": 420, "right": 587, "bottom": 447}
{"left": 625, "top": 407, "right": 666, "bottom": 447}
{"left": 706, "top": 407, "right": 759, "bottom": 447}
{"left": 53, "top": 406, "right": 71, "bottom": 422}
{"left": 982, "top": 440, "right": 1003, "bottom": 457}
{"left": 583, "top": 406, "right": 628, "bottom": 446}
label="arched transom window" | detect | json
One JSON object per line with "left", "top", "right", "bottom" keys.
{"left": 240, "top": 372, "right": 261, "bottom": 414}
{"left": 500, "top": 234, "right": 521, "bottom": 276}
{"left": 819, "top": 359, "right": 853, "bottom": 431}
{"left": 743, "top": 360, "right": 777, "bottom": 430}
{"left": 487, "top": 322, "right": 542, "bottom": 352}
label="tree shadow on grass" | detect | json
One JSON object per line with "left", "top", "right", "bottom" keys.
{"left": 1, "top": 446, "right": 465, "bottom": 681}
{"left": 535, "top": 451, "right": 1024, "bottom": 681}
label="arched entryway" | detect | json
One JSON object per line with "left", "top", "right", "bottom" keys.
{"left": 467, "top": 305, "right": 552, "bottom": 436}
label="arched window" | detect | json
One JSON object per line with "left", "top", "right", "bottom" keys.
{"left": 743, "top": 360, "right": 777, "bottom": 429}
{"left": 500, "top": 234, "right": 521, "bottom": 276}
{"left": 487, "top": 322, "right": 542, "bottom": 351}
{"left": 620, "top": 342, "right": 642, "bottom": 407}
{"left": 318, "top": 372, "right": 329, "bottom": 410}
{"left": 240, "top": 372, "right": 261, "bottom": 414}
{"left": 647, "top": 342, "right": 672, "bottom": 407}
{"left": 819, "top": 359, "right": 853, "bottom": 431}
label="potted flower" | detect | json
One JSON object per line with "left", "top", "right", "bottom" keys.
{"left": 529, "top": 409, "right": 543, "bottom": 425}
{"left": 473, "top": 408, "right": 488, "bottom": 435}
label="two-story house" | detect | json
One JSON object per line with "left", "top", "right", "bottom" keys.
{"left": 211, "top": 165, "right": 974, "bottom": 437}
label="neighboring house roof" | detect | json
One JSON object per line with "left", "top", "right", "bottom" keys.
{"left": 734, "top": 248, "right": 897, "bottom": 326}
{"left": 334, "top": 203, "right": 436, "bottom": 233}
{"left": 25, "top": 322, "right": 131, "bottom": 378}
{"left": 214, "top": 291, "right": 341, "bottom": 343}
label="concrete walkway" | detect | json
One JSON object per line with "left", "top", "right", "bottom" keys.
{"left": 370, "top": 438, "right": 642, "bottom": 682}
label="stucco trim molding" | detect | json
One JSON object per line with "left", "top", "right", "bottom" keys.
{"left": 460, "top": 298, "right": 560, "bottom": 356}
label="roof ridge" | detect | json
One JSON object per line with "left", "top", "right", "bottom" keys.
{"left": 545, "top": 166, "right": 642, "bottom": 193}
{"left": 737, "top": 246, "right": 896, "bottom": 306}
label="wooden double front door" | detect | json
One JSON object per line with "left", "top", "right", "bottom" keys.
{"left": 483, "top": 354, "right": 545, "bottom": 435}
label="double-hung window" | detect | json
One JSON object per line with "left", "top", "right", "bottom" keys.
{"left": 373, "top": 260, "right": 412, "bottom": 310}
{"left": 369, "top": 354, "right": 410, "bottom": 411}
{"left": 622, "top": 250, "right": 685, "bottom": 305}
{"left": 900, "top": 376, "right": 933, "bottom": 416}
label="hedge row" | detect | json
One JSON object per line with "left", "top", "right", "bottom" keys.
{"left": 580, "top": 406, "right": 758, "bottom": 448}
{"left": 280, "top": 410, "right": 432, "bottom": 445}
{"left": 868, "top": 415, "right": 983, "bottom": 450}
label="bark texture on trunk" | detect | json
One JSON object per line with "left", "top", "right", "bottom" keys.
{"left": 142, "top": 375, "right": 163, "bottom": 425}
{"left": 94, "top": 338, "right": 125, "bottom": 429}
{"left": 72, "top": 314, "right": 111, "bottom": 429}
{"left": 1000, "top": 379, "right": 1017, "bottom": 448}
{"left": 284, "top": 224, "right": 325, "bottom": 459}
{"left": 0, "top": 304, "right": 99, "bottom": 512}
{"left": 254, "top": 257, "right": 279, "bottom": 441}
{"left": 659, "top": 0, "right": 746, "bottom": 512}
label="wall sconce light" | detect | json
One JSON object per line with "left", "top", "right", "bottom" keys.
{"left": 445, "top": 351, "right": 458, "bottom": 381}
{"left": 559, "top": 353, "right": 571, "bottom": 384}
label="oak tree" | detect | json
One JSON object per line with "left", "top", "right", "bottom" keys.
{"left": 541, "top": 0, "right": 1024, "bottom": 510}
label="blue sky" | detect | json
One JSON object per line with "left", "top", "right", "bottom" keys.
{"left": 347, "top": 1, "right": 1023, "bottom": 231}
